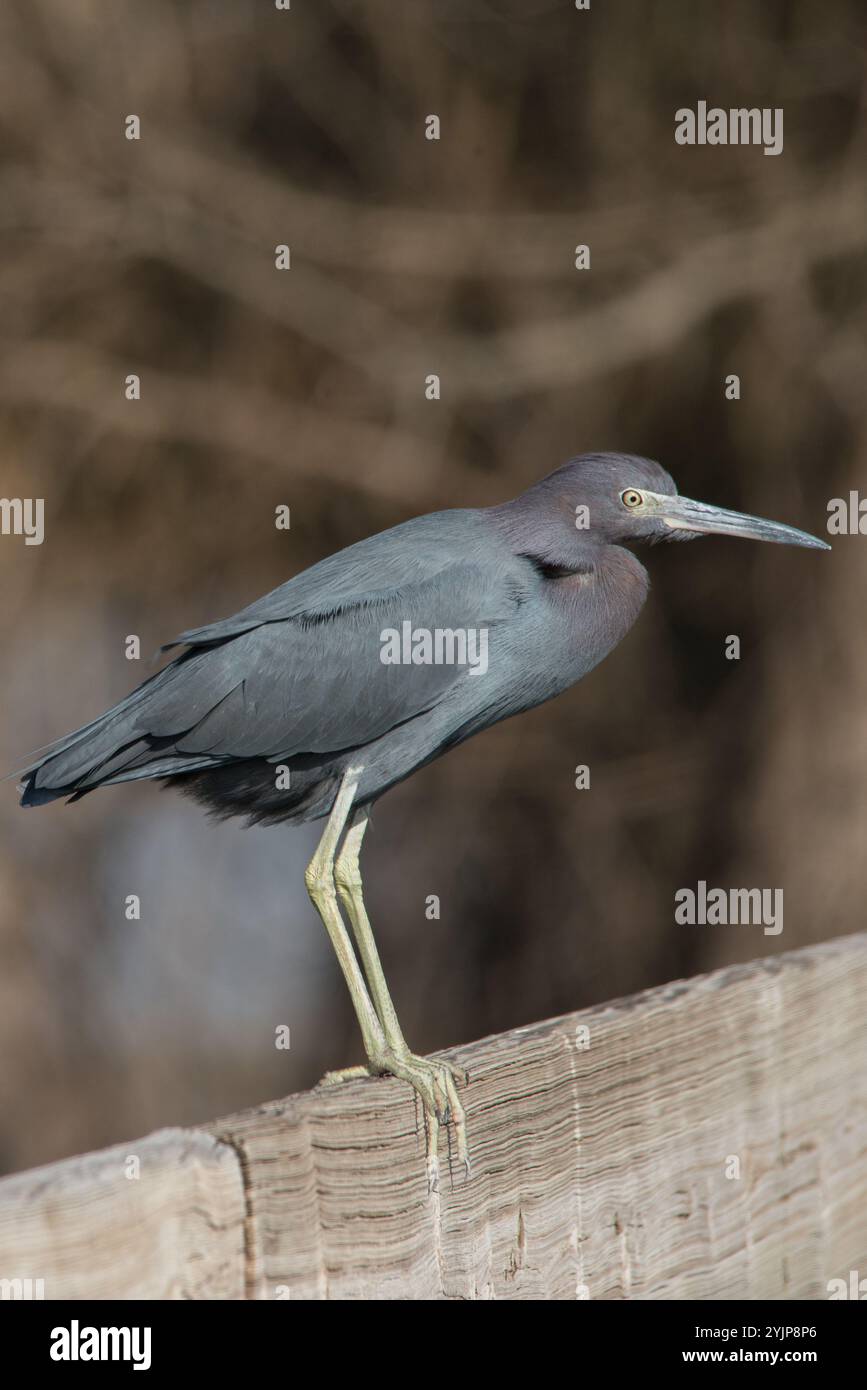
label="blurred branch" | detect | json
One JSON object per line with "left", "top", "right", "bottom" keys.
{"left": 5, "top": 165, "right": 866, "bottom": 402}
{"left": 0, "top": 341, "right": 447, "bottom": 505}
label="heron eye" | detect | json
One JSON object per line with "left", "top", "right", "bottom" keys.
{"left": 621, "top": 489, "right": 643, "bottom": 509}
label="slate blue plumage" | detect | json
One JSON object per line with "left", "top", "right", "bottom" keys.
{"left": 19, "top": 455, "right": 665, "bottom": 817}
{"left": 18, "top": 452, "right": 828, "bottom": 1181}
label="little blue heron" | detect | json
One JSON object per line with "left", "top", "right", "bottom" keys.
{"left": 19, "top": 453, "right": 829, "bottom": 1183}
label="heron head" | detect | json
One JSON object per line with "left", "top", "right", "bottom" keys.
{"left": 555, "top": 453, "right": 830, "bottom": 552}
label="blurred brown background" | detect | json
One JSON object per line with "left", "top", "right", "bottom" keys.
{"left": 0, "top": 0, "right": 864, "bottom": 1177}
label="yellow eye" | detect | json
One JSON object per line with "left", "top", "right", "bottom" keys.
{"left": 621, "top": 489, "right": 643, "bottom": 509}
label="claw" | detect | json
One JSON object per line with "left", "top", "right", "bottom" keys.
{"left": 319, "top": 1048, "right": 470, "bottom": 1184}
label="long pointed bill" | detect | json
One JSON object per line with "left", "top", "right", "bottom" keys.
{"left": 648, "top": 493, "right": 830, "bottom": 550}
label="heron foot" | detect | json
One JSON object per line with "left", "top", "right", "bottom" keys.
{"left": 320, "top": 1049, "right": 469, "bottom": 1190}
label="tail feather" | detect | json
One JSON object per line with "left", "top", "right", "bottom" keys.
{"left": 17, "top": 651, "right": 230, "bottom": 806}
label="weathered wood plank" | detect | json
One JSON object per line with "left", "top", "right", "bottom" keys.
{"left": 0, "top": 1128, "right": 245, "bottom": 1300}
{"left": 208, "top": 933, "right": 867, "bottom": 1300}
{"left": 0, "top": 934, "right": 864, "bottom": 1300}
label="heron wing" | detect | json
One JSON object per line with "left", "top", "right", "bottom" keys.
{"left": 165, "top": 560, "right": 509, "bottom": 758}
{"left": 23, "top": 552, "right": 518, "bottom": 793}
{"left": 163, "top": 510, "right": 487, "bottom": 649}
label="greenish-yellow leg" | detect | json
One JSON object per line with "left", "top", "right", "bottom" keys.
{"left": 305, "top": 768, "right": 468, "bottom": 1187}
{"left": 303, "top": 767, "right": 387, "bottom": 1064}
{"left": 333, "top": 806, "right": 468, "bottom": 1179}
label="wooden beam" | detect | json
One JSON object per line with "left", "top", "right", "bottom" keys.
{"left": 0, "top": 1129, "right": 244, "bottom": 1300}
{"left": 1, "top": 933, "right": 865, "bottom": 1299}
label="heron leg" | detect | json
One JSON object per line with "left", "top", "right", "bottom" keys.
{"left": 333, "top": 809, "right": 409, "bottom": 1051}
{"left": 303, "top": 766, "right": 388, "bottom": 1063}
{"left": 309, "top": 787, "right": 468, "bottom": 1186}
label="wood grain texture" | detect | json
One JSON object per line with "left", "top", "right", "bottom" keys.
{"left": 209, "top": 932, "right": 867, "bottom": 1300}
{"left": 0, "top": 1128, "right": 245, "bottom": 1300}
{"left": 0, "top": 933, "right": 865, "bottom": 1300}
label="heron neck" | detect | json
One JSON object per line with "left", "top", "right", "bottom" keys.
{"left": 487, "top": 494, "right": 602, "bottom": 572}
